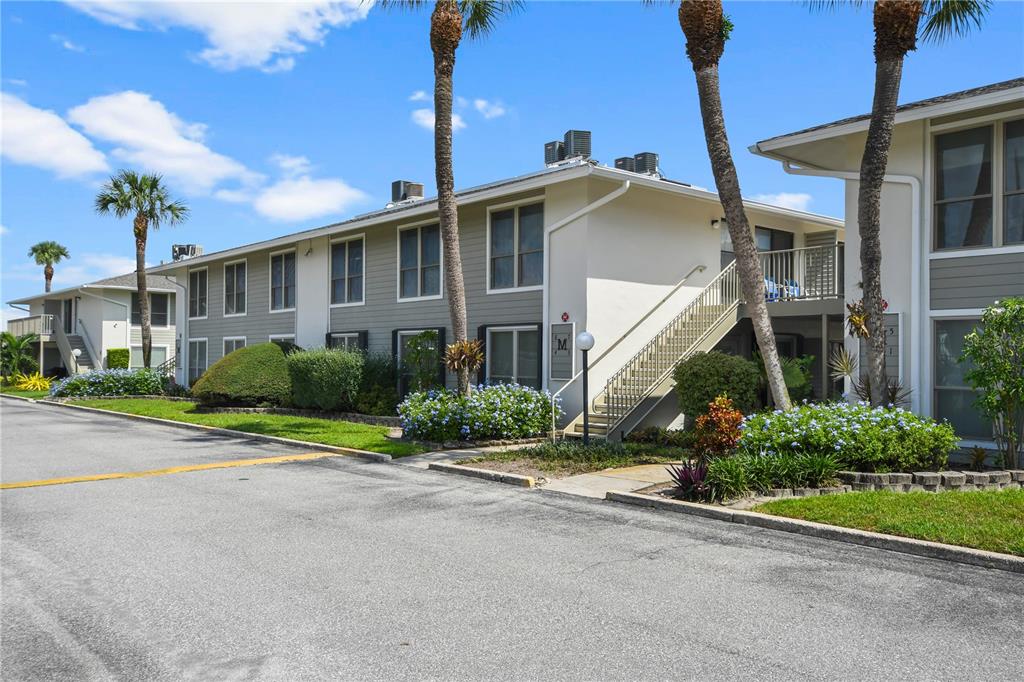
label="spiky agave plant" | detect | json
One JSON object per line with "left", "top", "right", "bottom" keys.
{"left": 667, "top": 460, "right": 709, "bottom": 501}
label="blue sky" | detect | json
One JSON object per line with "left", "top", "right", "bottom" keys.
{"left": 3, "top": 1, "right": 1022, "bottom": 321}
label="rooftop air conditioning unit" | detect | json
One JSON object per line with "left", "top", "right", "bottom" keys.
{"left": 391, "top": 180, "right": 424, "bottom": 203}
{"left": 634, "top": 152, "right": 660, "bottom": 176}
{"left": 172, "top": 244, "right": 204, "bottom": 262}
{"left": 614, "top": 156, "right": 636, "bottom": 172}
{"left": 544, "top": 140, "right": 566, "bottom": 165}
{"left": 563, "top": 129, "right": 592, "bottom": 160}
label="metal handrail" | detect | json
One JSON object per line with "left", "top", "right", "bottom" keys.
{"left": 601, "top": 260, "right": 742, "bottom": 437}
{"left": 155, "top": 354, "right": 177, "bottom": 376}
{"left": 548, "top": 263, "right": 708, "bottom": 441}
{"left": 759, "top": 243, "right": 843, "bottom": 301}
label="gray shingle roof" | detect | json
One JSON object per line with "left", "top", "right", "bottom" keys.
{"left": 89, "top": 273, "right": 177, "bottom": 291}
{"left": 758, "top": 78, "right": 1024, "bottom": 147}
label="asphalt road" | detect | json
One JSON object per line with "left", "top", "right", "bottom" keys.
{"left": 2, "top": 399, "right": 1022, "bottom": 681}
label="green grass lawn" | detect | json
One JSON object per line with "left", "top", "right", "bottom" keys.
{"left": 68, "top": 398, "right": 426, "bottom": 457}
{"left": 460, "top": 440, "right": 683, "bottom": 477}
{"left": 0, "top": 386, "right": 51, "bottom": 399}
{"left": 755, "top": 489, "right": 1024, "bottom": 557}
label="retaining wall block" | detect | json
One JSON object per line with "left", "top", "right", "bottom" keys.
{"left": 863, "top": 473, "right": 889, "bottom": 486}
{"left": 1009, "top": 470, "right": 1024, "bottom": 483}
{"left": 837, "top": 471, "right": 861, "bottom": 484}
{"left": 818, "top": 487, "right": 845, "bottom": 495}
{"left": 963, "top": 472, "right": 990, "bottom": 485}
{"left": 913, "top": 472, "right": 941, "bottom": 486}
{"left": 988, "top": 471, "right": 1011, "bottom": 485}
{"left": 793, "top": 487, "right": 819, "bottom": 497}
{"left": 940, "top": 471, "right": 967, "bottom": 487}
{"left": 767, "top": 488, "right": 793, "bottom": 498}
{"left": 851, "top": 483, "right": 875, "bottom": 492}
{"left": 889, "top": 473, "right": 912, "bottom": 486}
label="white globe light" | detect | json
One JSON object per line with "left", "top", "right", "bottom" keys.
{"left": 576, "top": 331, "right": 595, "bottom": 352}
{"left": 72, "top": 349, "right": 82, "bottom": 357}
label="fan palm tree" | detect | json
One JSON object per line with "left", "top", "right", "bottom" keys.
{"left": 95, "top": 170, "right": 188, "bottom": 368}
{"left": 666, "top": 0, "right": 792, "bottom": 409}
{"left": 814, "top": 0, "right": 989, "bottom": 405}
{"left": 373, "top": 0, "right": 522, "bottom": 395}
{"left": 27, "top": 241, "right": 70, "bottom": 293}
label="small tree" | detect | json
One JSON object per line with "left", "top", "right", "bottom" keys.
{"left": 1, "top": 332, "right": 40, "bottom": 377}
{"left": 28, "top": 241, "right": 70, "bottom": 293}
{"left": 961, "top": 298, "right": 1024, "bottom": 469}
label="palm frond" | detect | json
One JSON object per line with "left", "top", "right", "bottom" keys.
{"left": 920, "top": 0, "right": 990, "bottom": 43}
{"left": 372, "top": 0, "right": 428, "bottom": 10}
{"left": 27, "top": 240, "right": 70, "bottom": 266}
{"left": 461, "top": 0, "right": 523, "bottom": 39}
{"left": 805, "top": 0, "right": 865, "bottom": 11}
{"left": 95, "top": 169, "right": 189, "bottom": 230}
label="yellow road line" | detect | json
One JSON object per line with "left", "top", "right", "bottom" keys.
{"left": 1, "top": 451, "right": 343, "bottom": 490}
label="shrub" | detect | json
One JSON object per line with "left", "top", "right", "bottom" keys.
{"left": 356, "top": 352, "right": 400, "bottom": 416}
{"left": 287, "top": 348, "right": 363, "bottom": 411}
{"left": 399, "top": 384, "right": 558, "bottom": 442}
{"left": 51, "top": 368, "right": 165, "bottom": 398}
{"left": 961, "top": 298, "right": 1024, "bottom": 469}
{"left": 705, "top": 457, "right": 748, "bottom": 501}
{"left": 15, "top": 372, "right": 51, "bottom": 392}
{"left": 107, "top": 348, "right": 130, "bottom": 369}
{"left": 191, "top": 342, "right": 292, "bottom": 407}
{"left": 402, "top": 330, "right": 442, "bottom": 392}
{"left": 667, "top": 460, "right": 709, "bottom": 500}
{"left": 673, "top": 351, "right": 760, "bottom": 422}
{"left": 738, "top": 402, "right": 957, "bottom": 472}
{"left": 626, "top": 426, "right": 693, "bottom": 449}
{"left": 693, "top": 396, "right": 744, "bottom": 461}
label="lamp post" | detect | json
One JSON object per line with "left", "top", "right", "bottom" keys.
{"left": 71, "top": 348, "right": 82, "bottom": 375}
{"left": 575, "top": 330, "right": 595, "bottom": 445}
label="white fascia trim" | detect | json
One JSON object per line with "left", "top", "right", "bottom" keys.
{"left": 755, "top": 86, "right": 1024, "bottom": 152}
{"left": 929, "top": 244, "right": 1024, "bottom": 259}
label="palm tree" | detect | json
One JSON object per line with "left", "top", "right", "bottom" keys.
{"left": 1, "top": 331, "right": 39, "bottom": 377}
{"left": 815, "top": 0, "right": 989, "bottom": 405}
{"left": 374, "top": 0, "right": 522, "bottom": 395}
{"left": 95, "top": 171, "right": 188, "bottom": 368}
{"left": 669, "top": 0, "right": 792, "bottom": 409}
{"left": 27, "top": 241, "right": 70, "bottom": 293}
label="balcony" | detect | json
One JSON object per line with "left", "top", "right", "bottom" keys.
{"left": 6, "top": 314, "right": 55, "bottom": 338}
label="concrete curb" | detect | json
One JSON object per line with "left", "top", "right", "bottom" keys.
{"left": 23, "top": 399, "right": 392, "bottom": 463}
{"left": 606, "top": 491, "right": 1024, "bottom": 575}
{"left": 0, "top": 394, "right": 40, "bottom": 404}
{"left": 428, "top": 462, "right": 535, "bottom": 488}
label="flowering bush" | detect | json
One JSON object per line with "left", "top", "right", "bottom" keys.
{"left": 693, "top": 395, "right": 744, "bottom": 461}
{"left": 738, "top": 401, "right": 957, "bottom": 472}
{"left": 399, "top": 384, "right": 559, "bottom": 442}
{"left": 50, "top": 368, "right": 166, "bottom": 398}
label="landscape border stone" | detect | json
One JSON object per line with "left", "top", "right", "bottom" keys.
{"left": 605, "top": 491, "right": 1024, "bottom": 574}
{"left": 427, "top": 462, "right": 535, "bottom": 488}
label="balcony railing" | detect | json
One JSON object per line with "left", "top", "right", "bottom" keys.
{"left": 759, "top": 243, "right": 844, "bottom": 302}
{"left": 7, "top": 314, "right": 54, "bottom": 337}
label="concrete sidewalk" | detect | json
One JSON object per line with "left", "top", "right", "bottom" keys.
{"left": 397, "top": 442, "right": 538, "bottom": 470}
{"left": 545, "top": 463, "right": 675, "bottom": 498}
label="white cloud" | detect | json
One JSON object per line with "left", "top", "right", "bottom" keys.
{"left": 252, "top": 176, "right": 367, "bottom": 222}
{"left": 411, "top": 108, "right": 467, "bottom": 132}
{"left": 1, "top": 93, "right": 108, "bottom": 178}
{"left": 7, "top": 252, "right": 141, "bottom": 289}
{"left": 7, "top": 78, "right": 28, "bottom": 86}
{"left": 409, "top": 90, "right": 429, "bottom": 102}
{"left": 455, "top": 96, "right": 468, "bottom": 109}
{"left": 473, "top": 98, "right": 506, "bottom": 119}
{"left": 751, "top": 192, "right": 813, "bottom": 212}
{"left": 67, "top": 90, "right": 258, "bottom": 195}
{"left": 51, "top": 34, "right": 86, "bottom": 52}
{"left": 0, "top": 224, "right": 9, "bottom": 236}
{"left": 270, "top": 153, "right": 313, "bottom": 178}
{"left": 66, "top": 0, "right": 371, "bottom": 72}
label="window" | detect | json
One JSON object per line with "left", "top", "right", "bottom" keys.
{"left": 935, "top": 126, "right": 993, "bottom": 249}
{"left": 329, "top": 332, "right": 362, "bottom": 351}
{"left": 331, "top": 237, "right": 364, "bottom": 305}
{"left": 398, "top": 224, "right": 440, "bottom": 299}
{"left": 130, "top": 346, "right": 168, "bottom": 368}
{"left": 131, "top": 293, "right": 169, "bottom": 326}
{"left": 189, "top": 269, "right": 207, "bottom": 318}
{"left": 270, "top": 252, "right": 296, "bottom": 311}
{"left": 395, "top": 328, "right": 443, "bottom": 395}
{"left": 486, "top": 326, "right": 540, "bottom": 389}
{"left": 223, "top": 337, "right": 246, "bottom": 355}
{"left": 934, "top": 319, "right": 989, "bottom": 439}
{"left": 224, "top": 261, "right": 247, "bottom": 315}
{"left": 1004, "top": 119, "right": 1024, "bottom": 245}
{"left": 490, "top": 203, "right": 544, "bottom": 290}
{"left": 188, "top": 339, "right": 207, "bottom": 384}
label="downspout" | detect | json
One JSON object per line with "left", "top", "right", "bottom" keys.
{"left": 752, "top": 147, "right": 922, "bottom": 413}
{"left": 542, "top": 178, "right": 632, "bottom": 392}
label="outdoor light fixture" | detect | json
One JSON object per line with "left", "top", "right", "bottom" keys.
{"left": 575, "top": 331, "right": 595, "bottom": 445}
{"left": 72, "top": 348, "right": 82, "bottom": 374}
{"left": 711, "top": 217, "right": 727, "bottom": 230}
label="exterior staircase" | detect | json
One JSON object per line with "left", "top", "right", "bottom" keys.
{"left": 65, "top": 335, "right": 96, "bottom": 372}
{"left": 566, "top": 260, "right": 743, "bottom": 440}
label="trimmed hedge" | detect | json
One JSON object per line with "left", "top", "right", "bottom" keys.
{"left": 191, "top": 342, "right": 292, "bottom": 407}
{"left": 107, "top": 348, "right": 130, "bottom": 369}
{"left": 51, "top": 368, "right": 165, "bottom": 398}
{"left": 288, "top": 348, "right": 363, "bottom": 411}
{"left": 673, "top": 351, "right": 760, "bottom": 422}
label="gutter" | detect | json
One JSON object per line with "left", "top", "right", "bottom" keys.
{"left": 750, "top": 146, "right": 922, "bottom": 414}
{"left": 542, "top": 179, "right": 632, "bottom": 392}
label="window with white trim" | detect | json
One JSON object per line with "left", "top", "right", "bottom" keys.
{"left": 1004, "top": 119, "right": 1024, "bottom": 245}
{"left": 934, "top": 319, "right": 989, "bottom": 439}
{"left": 224, "top": 261, "right": 247, "bottom": 315}
{"left": 487, "top": 326, "right": 539, "bottom": 389}
{"left": 490, "top": 203, "right": 543, "bottom": 290}
{"left": 130, "top": 346, "right": 168, "bottom": 368}
{"left": 188, "top": 339, "right": 207, "bottom": 384}
{"left": 935, "top": 126, "right": 993, "bottom": 249}
{"left": 329, "top": 333, "right": 361, "bottom": 351}
{"left": 398, "top": 225, "right": 440, "bottom": 299}
{"left": 331, "top": 237, "right": 364, "bottom": 304}
{"left": 189, "top": 269, "right": 207, "bottom": 318}
{"left": 223, "top": 337, "right": 246, "bottom": 355}
{"left": 131, "top": 292, "right": 169, "bottom": 327}
{"left": 270, "top": 252, "right": 296, "bottom": 311}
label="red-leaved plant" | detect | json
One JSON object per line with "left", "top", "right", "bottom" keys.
{"left": 693, "top": 395, "right": 743, "bottom": 462}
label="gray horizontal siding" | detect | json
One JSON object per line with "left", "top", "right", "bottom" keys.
{"left": 930, "top": 252, "right": 1024, "bottom": 310}
{"left": 187, "top": 248, "right": 296, "bottom": 364}
{"left": 129, "top": 293, "right": 176, "bottom": 351}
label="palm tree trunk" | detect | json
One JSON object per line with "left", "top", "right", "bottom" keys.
{"left": 691, "top": 65, "right": 792, "bottom": 411}
{"left": 44, "top": 265, "right": 53, "bottom": 293}
{"left": 134, "top": 214, "right": 152, "bottom": 369}
{"left": 858, "top": 57, "right": 904, "bottom": 406}
{"left": 431, "top": 1, "right": 470, "bottom": 395}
